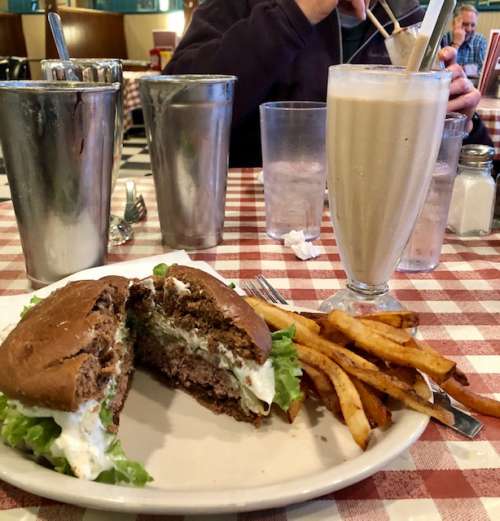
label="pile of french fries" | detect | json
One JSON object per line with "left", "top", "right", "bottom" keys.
{"left": 246, "top": 297, "right": 500, "bottom": 450}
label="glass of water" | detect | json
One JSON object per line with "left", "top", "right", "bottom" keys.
{"left": 397, "top": 113, "right": 467, "bottom": 272}
{"left": 260, "top": 102, "right": 327, "bottom": 241}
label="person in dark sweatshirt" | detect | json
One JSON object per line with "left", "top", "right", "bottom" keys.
{"left": 165, "top": 0, "right": 492, "bottom": 167}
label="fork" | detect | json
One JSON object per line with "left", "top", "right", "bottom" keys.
{"left": 124, "top": 180, "right": 147, "bottom": 224}
{"left": 242, "top": 275, "right": 289, "bottom": 305}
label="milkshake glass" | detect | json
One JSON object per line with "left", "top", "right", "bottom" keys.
{"left": 321, "top": 65, "right": 451, "bottom": 314}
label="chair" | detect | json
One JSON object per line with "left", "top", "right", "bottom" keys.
{"left": 0, "top": 12, "right": 30, "bottom": 80}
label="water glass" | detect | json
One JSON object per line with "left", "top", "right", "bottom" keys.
{"left": 398, "top": 113, "right": 467, "bottom": 272}
{"left": 260, "top": 102, "right": 327, "bottom": 241}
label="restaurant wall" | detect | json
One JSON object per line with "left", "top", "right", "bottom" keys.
{"left": 15, "top": 9, "right": 500, "bottom": 80}
{"left": 476, "top": 11, "right": 500, "bottom": 40}
{"left": 124, "top": 11, "right": 185, "bottom": 61}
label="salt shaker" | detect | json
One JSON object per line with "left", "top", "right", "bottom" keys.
{"left": 448, "top": 145, "right": 495, "bottom": 237}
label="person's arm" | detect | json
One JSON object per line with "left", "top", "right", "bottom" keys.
{"left": 165, "top": 0, "right": 314, "bottom": 125}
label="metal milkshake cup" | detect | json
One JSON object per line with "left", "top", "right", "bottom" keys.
{"left": 41, "top": 59, "right": 124, "bottom": 190}
{"left": 139, "top": 75, "right": 236, "bottom": 250}
{"left": 0, "top": 81, "right": 119, "bottom": 288}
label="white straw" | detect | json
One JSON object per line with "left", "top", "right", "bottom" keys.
{"left": 366, "top": 9, "right": 390, "bottom": 39}
{"left": 380, "top": 0, "right": 401, "bottom": 33}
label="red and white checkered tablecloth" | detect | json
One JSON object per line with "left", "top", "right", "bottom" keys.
{"left": 477, "top": 97, "right": 500, "bottom": 160}
{"left": 1, "top": 171, "right": 500, "bottom": 520}
{"left": 122, "top": 71, "right": 158, "bottom": 133}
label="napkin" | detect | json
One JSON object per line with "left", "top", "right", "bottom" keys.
{"left": 283, "top": 230, "right": 321, "bottom": 260}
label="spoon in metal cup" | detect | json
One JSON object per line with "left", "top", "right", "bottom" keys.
{"left": 47, "top": 13, "right": 79, "bottom": 81}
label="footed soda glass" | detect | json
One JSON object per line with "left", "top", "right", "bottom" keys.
{"left": 321, "top": 65, "right": 451, "bottom": 314}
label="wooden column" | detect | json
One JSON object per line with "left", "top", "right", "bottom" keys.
{"left": 183, "top": 0, "right": 199, "bottom": 35}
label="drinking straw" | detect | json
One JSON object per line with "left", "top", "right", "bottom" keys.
{"left": 366, "top": 9, "right": 390, "bottom": 39}
{"left": 380, "top": 0, "right": 401, "bottom": 33}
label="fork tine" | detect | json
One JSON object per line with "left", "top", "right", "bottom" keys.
{"left": 256, "top": 275, "right": 288, "bottom": 305}
{"left": 241, "top": 281, "right": 260, "bottom": 299}
{"left": 254, "top": 278, "right": 279, "bottom": 303}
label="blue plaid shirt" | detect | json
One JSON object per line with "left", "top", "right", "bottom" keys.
{"left": 443, "top": 32, "right": 488, "bottom": 74}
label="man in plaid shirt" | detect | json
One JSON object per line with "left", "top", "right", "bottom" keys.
{"left": 443, "top": 4, "right": 487, "bottom": 79}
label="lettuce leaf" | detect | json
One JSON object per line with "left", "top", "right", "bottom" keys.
{"left": 20, "top": 295, "right": 44, "bottom": 319}
{"left": 270, "top": 325, "right": 303, "bottom": 411}
{"left": 0, "top": 394, "right": 152, "bottom": 486}
{"left": 152, "top": 263, "right": 170, "bottom": 277}
{"left": 0, "top": 402, "right": 71, "bottom": 474}
{"left": 97, "top": 440, "right": 153, "bottom": 487}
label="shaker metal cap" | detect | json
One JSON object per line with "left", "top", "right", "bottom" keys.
{"left": 459, "top": 144, "right": 495, "bottom": 167}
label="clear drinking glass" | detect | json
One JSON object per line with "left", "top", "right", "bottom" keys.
{"left": 41, "top": 59, "right": 131, "bottom": 245}
{"left": 260, "top": 102, "right": 327, "bottom": 241}
{"left": 321, "top": 65, "right": 451, "bottom": 314}
{"left": 385, "top": 22, "right": 422, "bottom": 67}
{"left": 397, "top": 113, "right": 467, "bottom": 272}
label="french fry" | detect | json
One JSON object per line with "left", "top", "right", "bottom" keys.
{"left": 441, "top": 378, "right": 500, "bottom": 418}
{"left": 296, "top": 344, "right": 371, "bottom": 450}
{"left": 283, "top": 309, "right": 321, "bottom": 334}
{"left": 317, "top": 317, "right": 350, "bottom": 345}
{"left": 246, "top": 297, "right": 379, "bottom": 371}
{"left": 301, "top": 362, "right": 341, "bottom": 415}
{"left": 351, "top": 377, "right": 392, "bottom": 429}
{"left": 382, "top": 365, "right": 418, "bottom": 387}
{"left": 360, "top": 318, "right": 412, "bottom": 345}
{"left": 329, "top": 349, "right": 454, "bottom": 426}
{"left": 326, "top": 310, "right": 456, "bottom": 383}
{"left": 406, "top": 336, "right": 469, "bottom": 386}
{"left": 360, "top": 310, "right": 419, "bottom": 329}
{"left": 414, "top": 372, "right": 432, "bottom": 400}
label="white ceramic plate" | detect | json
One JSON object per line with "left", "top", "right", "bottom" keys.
{"left": 0, "top": 253, "right": 429, "bottom": 514}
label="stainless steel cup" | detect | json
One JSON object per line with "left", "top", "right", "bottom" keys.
{"left": 41, "top": 59, "right": 124, "bottom": 190}
{"left": 0, "top": 81, "right": 119, "bottom": 288}
{"left": 139, "top": 75, "right": 236, "bottom": 250}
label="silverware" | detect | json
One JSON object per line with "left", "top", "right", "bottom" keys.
{"left": 430, "top": 381, "right": 483, "bottom": 438}
{"left": 109, "top": 214, "right": 133, "bottom": 245}
{"left": 242, "top": 275, "right": 289, "bottom": 305}
{"left": 47, "top": 13, "right": 79, "bottom": 82}
{"left": 124, "top": 180, "right": 147, "bottom": 224}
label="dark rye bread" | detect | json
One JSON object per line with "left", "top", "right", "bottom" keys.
{"left": 0, "top": 276, "right": 131, "bottom": 412}
{"left": 159, "top": 265, "right": 271, "bottom": 363}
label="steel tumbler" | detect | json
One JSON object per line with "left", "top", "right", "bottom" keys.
{"left": 0, "top": 81, "right": 119, "bottom": 288}
{"left": 41, "top": 59, "right": 124, "bottom": 190}
{"left": 139, "top": 75, "right": 236, "bottom": 250}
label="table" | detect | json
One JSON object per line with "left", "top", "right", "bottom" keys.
{"left": 1, "top": 172, "right": 500, "bottom": 520}
{"left": 122, "top": 70, "right": 158, "bottom": 133}
{"left": 477, "top": 97, "right": 500, "bottom": 160}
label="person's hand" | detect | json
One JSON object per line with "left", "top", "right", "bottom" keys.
{"left": 439, "top": 47, "right": 480, "bottom": 132}
{"left": 451, "top": 15, "right": 466, "bottom": 48}
{"left": 295, "top": 0, "right": 366, "bottom": 25}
